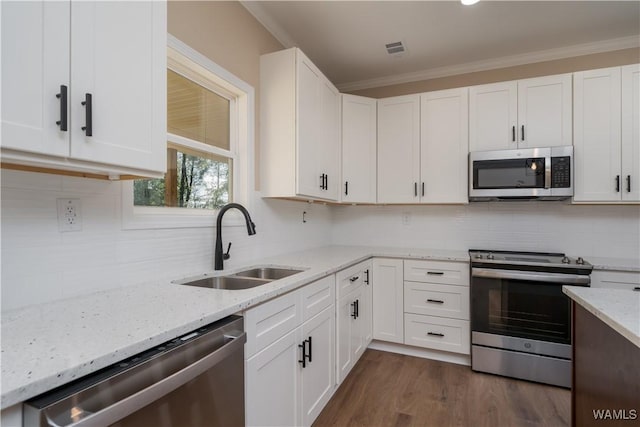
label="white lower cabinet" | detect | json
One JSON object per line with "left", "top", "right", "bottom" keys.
{"left": 404, "top": 313, "right": 470, "bottom": 355}
{"left": 372, "top": 258, "right": 404, "bottom": 343}
{"left": 244, "top": 275, "right": 336, "bottom": 427}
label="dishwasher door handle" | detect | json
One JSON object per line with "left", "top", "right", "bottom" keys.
{"left": 58, "top": 331, "right": 247, "bottom": 427}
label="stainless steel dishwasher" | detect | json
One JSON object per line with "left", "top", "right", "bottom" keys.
{"left": 24, "top": 315, "right": 246, "bottom": 427}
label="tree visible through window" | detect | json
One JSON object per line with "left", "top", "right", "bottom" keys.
{"left": 134, "top": 69, "right": 234, "bottom": 210}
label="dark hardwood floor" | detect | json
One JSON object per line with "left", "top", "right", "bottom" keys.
{"left": 313, "top": 349, "right": 570, "bottom": 427}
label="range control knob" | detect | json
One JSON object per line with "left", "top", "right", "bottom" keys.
{"left": 474, "top": 254, "right": 483, "bottom": 259}
{"left": 576, "top": 257, "right": 585, "bottom": 265}
{"left": 561, "top": 256, "right": 570, "bottom": 264}
{"left": 486, "top": 252, "right": 495, "bottom": 260}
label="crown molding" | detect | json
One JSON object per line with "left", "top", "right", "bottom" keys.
{"left": 240, "top": 1, "right": 297, "bottom": 49}
{"left": 337, "top": 35, "right": 640, "bottom": 92}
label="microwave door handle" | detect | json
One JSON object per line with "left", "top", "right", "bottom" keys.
{"left": 545, "top": 156, "right": 551, "bottom": 189}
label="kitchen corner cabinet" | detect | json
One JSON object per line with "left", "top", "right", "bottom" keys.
{"left": 336, "top": 260, "right": 372, "bottom": 384}
{"left": 573, "top": 64, "right": 640, "bottom": 203}
{"left": 341, "top": 94, "right": 377, "bottom": 204}
{"left": 372, "top": 258, "right": 404, "bottom": 344}
{"left": 1, "top": 1, "right": 167, "bottom": 178}
{"left": 260, "top": 48, "right": 340, "bottom": 201}
{"left": 245, "top": 275, "right": 336, "bottom": 427}
{"left": 469, "top": 74, "right": 572, "bottom": 152}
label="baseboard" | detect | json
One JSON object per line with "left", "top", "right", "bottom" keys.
{"left": 368, "top": 340, "right": 471, "bottom": 366}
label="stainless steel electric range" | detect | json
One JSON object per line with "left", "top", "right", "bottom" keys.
{"left": 469, "top": 250, "right": 593, "bottom": 388}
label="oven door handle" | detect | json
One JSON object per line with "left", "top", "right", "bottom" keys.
{"left": 472, "top": 268, "right": 590, "bottom": 285}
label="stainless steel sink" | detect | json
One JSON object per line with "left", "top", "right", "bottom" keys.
{"left": 233, "top": 267, "right": 304, "bottom": 280}
{"left": 179, "top": 276, "right": 271, "bottom": 290}
{"left": 176, "top": 266, "right": 304, "bottom": 290}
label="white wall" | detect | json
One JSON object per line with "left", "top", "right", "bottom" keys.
{"left": 1, "top": 169, "right": 332, "bottom": 311}
{"left": 330, "top": 202, "right": 640, "bottom": 259}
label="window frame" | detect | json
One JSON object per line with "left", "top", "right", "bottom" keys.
{"left": 122, "top": 34, "right": 254, "bottom": 230}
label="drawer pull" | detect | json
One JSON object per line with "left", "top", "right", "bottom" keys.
{"left": 427, "top": 299, "right": 445, "bottom": 304}
{"left": 349, "top": 276, "right": 359, "bottom": 283}
{"left": 427, "top": 271, "right": 444, "bottom": 276}
{"left": 427, "top": 332, "right": 444, "bottom": 337}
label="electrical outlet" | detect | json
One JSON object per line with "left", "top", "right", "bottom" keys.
{"left": 402, "top": 211, "right": 411, "bottom": 226}
{"left": 57, "top": 199, "right": 82, "bottom": 232}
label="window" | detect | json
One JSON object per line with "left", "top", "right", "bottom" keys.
{"left": 122, "top": 35, "right": 254, "bottom": 229}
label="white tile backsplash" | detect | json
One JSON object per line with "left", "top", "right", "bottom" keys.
{"left": 2, "top": 169, "right": 639, "bottom": 311}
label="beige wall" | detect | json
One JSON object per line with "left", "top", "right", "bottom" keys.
{"left": 348, "top": 48, "right": 640, "bottom": 98}
{"left": 168, "top": 1, "right": 284, "bottom": 189}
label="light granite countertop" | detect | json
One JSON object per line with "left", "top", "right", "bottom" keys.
{"left": 0, "top": 245, "right": 468, "bottom": 409}
{"left": 563, "top": 286, "right": 640, "bottom": 348}
{"left": 589, "top": 256, "right": 640, "bottom": 272}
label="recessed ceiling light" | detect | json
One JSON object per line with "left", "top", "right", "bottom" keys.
{"left": 461, "top": 0, "right": 480, "bottom": 5}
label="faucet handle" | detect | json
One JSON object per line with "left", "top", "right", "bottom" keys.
{"left": 223, "top": 242, "right": 232, "bottom": 260}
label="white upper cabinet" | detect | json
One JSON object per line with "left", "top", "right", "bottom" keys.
{"left": 420, "top": 88, "right": 469, "bottom": 204}
{"left": 469, "top": 74, "right": 572, "bottom": 151}
{"left": 341, "top": 94, "right": 377, "bottom": 204}
{"left": 621, "top": 64, "right": 640, "bottom": 202}
{"left": 1, "top": 0, "right": 167, "bottom": 178}
{"left": 574, "top": 64, "right": 640, "bottom": 203}
{"left": 260, "top": 48, "right": 340, "bottom": 201}
{"left": 377, "top": 94, "right": 421, "bottom": 203}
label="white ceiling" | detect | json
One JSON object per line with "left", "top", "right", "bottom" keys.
{"left": 241, "top": 1, "right": 640, "bottom": 91}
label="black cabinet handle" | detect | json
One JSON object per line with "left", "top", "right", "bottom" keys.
{"left": 298, "top": 340, "right": 307, "bottom": 368}
{"left": 616, "top": 175, "right": 620, "bottom": 192}
{"left": 633, "top": 287, "right": 640, "bottom": 292}
{"left": 414, "top": 182, "right": 418, "bottom": 197}
{"left": 521, "top": 125, "right": 525, "bottom": 141}
{"left": 422, "top": 182, "right": 425, "bottom": 197}
{"left": 627, "top": 175, "right": 631, "bottom": 193}
{"left": 55, "top": 85, "right": 68, "bottom": 131}
{"left": 81, "top": 93, "right": 92, "bottom": 136}
{"left": 427, "top": 332, "right": 444, "bottom": 337}
{"left": 427, "top": 299, "right": 445, "bottom": 304}
{"left": 307, "top": 336, "right": 312, "bottom": 363}
{"left": 427, "top": 271, "right": 444, "bottom": 276}
{"left": 355, "top": 299, "right": 359, "bottom": 318}
{"left": 345, "top": 181, "right": 348, "bottom": 196}
{"left": 320, "top": 174, "right": 326, "bottom": 190}
{"left": 512, "top": 125, "right": 515, "bottom": 142}
{"left": 349, "top": 276, "right": 359, "bottom": 283}
{"left": 364, "top": 269, "right": 370, "bottom": 285}
{"left": 325, "top": 174, "right": 328, "bottom": 190}
{"left": 351, "top": 301, "right": 357, "bottom": 319}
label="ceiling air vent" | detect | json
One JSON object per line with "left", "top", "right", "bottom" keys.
{"left": 385, "top": 41, "right": 406, "bottom": 56}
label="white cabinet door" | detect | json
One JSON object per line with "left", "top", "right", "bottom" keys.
{"left": 320, "top": 79, "right": 341, "bottom": 201}
{"left": 301, "top": 306, "right": 335, "bottom": 426}
{"left": 246, "top": 327, "right": 302, "bottom": 427}
{"left": 622, "top": 64, "right": 640, "bottom": 202}
{"left": 377, "top": 95, "right": 420, "bottom": 203}
{"left": 517, "top": 74, "right": 572, "bottom": 148}
{"left": 70, "top": 1, "right": 166, "bottom": 173}
{"left": 420, "top": 88, "right": 469, "bottom": 203}
{"left": 469, "top": 81, "right": 517, "bottom": 152}
{"left": 336, "top": 291, "right": 355, "bottom": 384}
{"left": 573, "top": 67, "right": 622, "bottom": 202}
{"left": 372, "top": 258, "right": 404, "bottom": 344}
{"left": 1, "top": 1, "right": 70, "bottom": 157}
{"left": 341, "top": 94, "right": 377, "bottom": 203}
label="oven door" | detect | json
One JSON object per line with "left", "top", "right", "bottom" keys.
{"left": 470, "top": 268, "right": 590, "bottom": 345}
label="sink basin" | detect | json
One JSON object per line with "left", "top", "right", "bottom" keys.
{"left": 179, "top": 276, "right": 271, "bottom": 290}
{"left": 233, "top": 267, "right": 304, "bottom": 280}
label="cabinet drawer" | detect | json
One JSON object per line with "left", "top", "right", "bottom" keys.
{"left": 404, "top": 314, "right": 470, "bottom": 355}
{"left": 404, "top": 282, "right": 469, "bottom": 320}
{"left": 301, "top": 275, "right": 335, "bottom": 321}
{"left": 336, "top": 261, "right": 368, "bottom": 298}
{"left": 404, "top": 260, "right": 469, "bottom": 286}
{"left": 244, "top": 290, "right": 302, "bottom": 358}
{"left": 591, "top": 270, "right": 640, "bottom": 291}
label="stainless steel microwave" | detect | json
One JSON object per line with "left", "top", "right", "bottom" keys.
{"left": 469, "top": 146, "right": 573, "bottom": 201}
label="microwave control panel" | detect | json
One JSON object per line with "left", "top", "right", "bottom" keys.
{"left": 551, "top": 157, "right": 571, "bottom": 188}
